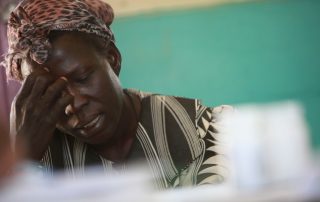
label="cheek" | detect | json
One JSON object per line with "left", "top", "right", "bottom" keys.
{"left": 85, "top": 70, "right": 123, "bottom": 110}
{"left": 99, "top": 75, "right": 123, "bottom": 108}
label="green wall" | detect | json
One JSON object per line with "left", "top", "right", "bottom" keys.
{"left": 112, "top": 0, "right": 320, "bottom": 148}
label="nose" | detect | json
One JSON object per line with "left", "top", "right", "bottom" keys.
{"left": 65, "top": 92, "right": 88, "bottom": 115}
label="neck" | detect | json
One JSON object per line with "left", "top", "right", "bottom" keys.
{"left": 93, "top": 90, "right": 141, "bottom": 162}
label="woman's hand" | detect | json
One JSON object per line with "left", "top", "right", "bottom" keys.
{"left": 10, "top": 71, "right": 73, "bottom": 161}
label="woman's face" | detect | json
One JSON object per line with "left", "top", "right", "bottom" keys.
{"left": 23, "top": 32, "right": 124, "bottom": 145}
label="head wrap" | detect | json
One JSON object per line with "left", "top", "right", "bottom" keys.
{"left": 4, "top": 0, "right": 118, "bottom": 81}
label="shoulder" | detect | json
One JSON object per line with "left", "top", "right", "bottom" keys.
{"left": 127, "top": 88, "right": 234, "bottom": 127}
{"left": 132, "top": 89, "right": 232, "bottom": 157}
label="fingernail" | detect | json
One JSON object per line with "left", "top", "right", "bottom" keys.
{"left": 65, "top": 104, "right": 72, "bottom": 115}
{"left": 60, "top": 76, "right": 68, "bottom": 82}
{"left": 43, "top": 67, "right": 49, "bottom": 72}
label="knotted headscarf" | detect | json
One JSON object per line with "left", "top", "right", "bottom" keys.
{"left": 4, "top": 0, "right": 118, "bottom": 81}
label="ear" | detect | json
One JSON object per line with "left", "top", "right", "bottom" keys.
{"left": 107, "top": 42, "right": 122, "bottom": 76}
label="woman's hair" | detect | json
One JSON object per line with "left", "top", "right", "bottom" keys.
{"left": 3, "top": 0, "right": 121, "bottom": 81}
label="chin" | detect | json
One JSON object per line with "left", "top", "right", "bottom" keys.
{"left": 84, "top": 123, "right": 118, "bottom": 146}
{"left": 56, "top": 120, "right": 117, "bottom": 146}
{"left": 56, "top": 125, "right": 73, "bottom": 136}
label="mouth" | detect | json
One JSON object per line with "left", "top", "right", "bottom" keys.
{"left": 75, "top": 114, "right": 104, "bottom": 138}
{"left": 83, "top": 115, "right": 101, "bottom": 129}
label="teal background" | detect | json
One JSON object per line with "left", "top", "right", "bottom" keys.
{"left": 112, "top": 0, "right": 320, "bottom": 148}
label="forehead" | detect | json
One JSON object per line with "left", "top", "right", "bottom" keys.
{"left": 49, "top": 34, "right": 94, "bottom": 58}
{"left": 49, "top": 32, "right": 97, "bottom": 57}
{"left": 44, "top": 33, "right": 101, "bottom": 75}
{"left": 21, "top": 32, "right": 106, "bottom": 79}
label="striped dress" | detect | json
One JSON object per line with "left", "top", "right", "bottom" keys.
{"left": 41, "top": 90, "right": 231, "bottom": 189}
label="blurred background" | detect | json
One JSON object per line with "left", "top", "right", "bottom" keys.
{"left": 111, "top": 0, "right": 320, "bottom": 150}
{"left": 0, "top": 0, "right": 319, "bottom": 200}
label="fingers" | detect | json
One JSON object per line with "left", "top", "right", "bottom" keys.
{"left": 18, "top": 73, "right": 36, "bottom": 98}
{"left": 31, "top": 76, "right": 72, "bottom": 126}
{"left": 15, "top": 71, "right": 54, "bottom": 108}
{"left": 28, "top": 73, "right": 55, "bottom": 100}
{"left": 41, "top": 77, "right": 68, "bottom": 106}
{"left": 46, "top": 93, "right": 73, "bottom": 125}
{"left": 40, "top": 77, "right": 73, "bottom": 125}
{"left": 15, "top": 73, "right": 38, "bottom": 107}
{"left": 15, "top": 70, "right": 72, "bottom": 127}
{"left": 20, "top": 71, "right": 68, "bottom": 107}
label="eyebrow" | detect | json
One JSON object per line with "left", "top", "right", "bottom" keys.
{"left": 67, "top": 65, "right": 94, "bottom": 78}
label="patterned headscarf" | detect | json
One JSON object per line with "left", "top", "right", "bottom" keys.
{"left": 4, "top": 0, "right": 118, "bottom": 81}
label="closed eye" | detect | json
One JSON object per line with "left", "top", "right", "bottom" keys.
{"left": 75, "top": 70, "right": 93, "bottom": 83}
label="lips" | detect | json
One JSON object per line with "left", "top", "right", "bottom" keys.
{"left": 83, "top": 115, "right": 101, "bottom": 129}
{"left": 74, "top": 114, "right": 104, "bottom": 138}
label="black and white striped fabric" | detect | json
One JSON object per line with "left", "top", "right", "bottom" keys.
{"left": 41, "top": 90, "right": 230, "bottom": 189}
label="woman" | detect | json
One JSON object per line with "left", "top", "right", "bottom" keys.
{"left": 3, "top": 0, "right": 230, "bottom": 188}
